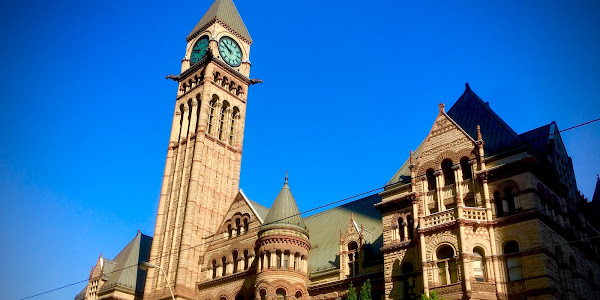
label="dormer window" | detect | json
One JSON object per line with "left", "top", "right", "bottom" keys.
{"left": 348, "top": 241, "right": 359, "bottom": 277}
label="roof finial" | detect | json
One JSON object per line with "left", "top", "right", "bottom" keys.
{"left": 465, "top": 83, "right": 471, "bottom": 91}
{"left": 438, "top": 103, "right": 445, "bottom": 113}
{"left": 597, "top": 174, "right": 599, "bottom": 181}
{"left": 409, "top": 150, "right": 414, "bottom": 165}
{"left": 285, "top": 170, "right": 288, "bottom": 184}
{"left": 477, "top": 125, "right": 483, "bottom": 141}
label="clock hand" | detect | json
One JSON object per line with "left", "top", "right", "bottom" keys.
{"left": 224, "top": 44, "right": 233, "bottom": 54}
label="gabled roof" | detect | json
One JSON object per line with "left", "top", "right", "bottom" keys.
{"left": 304, "top": 194, "right": 382, "bottom": 273}
{"left": 387, "top": 84, "right": 524, "bottom": 186}
{"left": 187, "top": 0, "right": 252, "bottom": 43}
{"left": 447, "top": 83, "right": 522, "bottom": 154}
{"left": 97, "top": 231, "right": 152, "bottom": 295}
{"left": 262, "top": 179, "right": 306, "bottom": 231}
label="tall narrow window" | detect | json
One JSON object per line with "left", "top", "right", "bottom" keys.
{"left": 232, "top": 250, "right": 238, "bottom": 274}
{"left": 398, "top": 217, "right": 405, "bottom": 241}
{"left": 494, "top": 192, "right": 503, "bottom": 217}
{"left": 229, "top": 107, "right": 239, "bottom": 145}
{"left": 260, "top": 290, "right": 267, "bottom": 300}
{"left": 401, "top": 262, "right": 416, "bottom": 299}
{"left": 441, "top": 159, "right": 454, "bottom": 185}
{"left": 276, "top": 250, "right": 282, "bottom": 269}
{"left": 407, "top": 215, "right": 414, "bottom": 239}
{"left": 218, "top": 101, "right": 229, "bottom": 140}
{"left": 243, "top": 219, "right": 248, "bottom": 233}
{"left": 244, "top": 250, "right": 249, "bottom": 270}
{"left": 284, "top": 251, "right": 289, "bottom": 269}
{"left": 195, "top": 95, "right": 202, "bottom": 133}
{"left": 207, "top": 98, "right": 217, "bottom": 134}
{"left": 460, "top": 157, "right": 472, "bottom": 180}
{"left": 348, "top": 241, "right": 359, "bottom": 277}
{"left": 504, "top": 241, "right": 523, "bottom": 281}
{"left": 222, "top": 257, "right": 227, "bottom": 276}
{"left": 426, "top": 168, "right": 436, "bottom": 191}
{"left": 235, "top": 219, "right": 241, "bottom": 235}
{"left": 473, "top": 248, "right": 486, "bottom": 282}
{"left": 505, "top": 188, "right": 516, "bottom": 213}
{"left": 212, "top": 260, "right": 217, "bottom": 279}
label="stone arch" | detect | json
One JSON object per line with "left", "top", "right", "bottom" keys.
{"left": 417, "top": 160, "right": 439, "bottom": 177}
{"left": 433, "top": 150, "right": 459, "bottom": 167}
{"left": 426, "top": 231, "right": 459, "bottom": 261}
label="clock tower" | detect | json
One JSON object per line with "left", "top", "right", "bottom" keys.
{"left": 144, "top": 0, "right": 253, "bottom": 299}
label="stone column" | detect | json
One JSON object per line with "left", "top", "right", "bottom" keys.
{"left": 270, "top": 251, "right": 276, "bottom": 269}
{"left": 421, "top": 176, "right": 430, "bottom": 215}
{"left": 420, "top": 234, "right": 429, "bottom": 296}
{"left": 402, "top": 222, "right": 409, "bottom": 242}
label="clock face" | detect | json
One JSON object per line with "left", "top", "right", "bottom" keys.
{"left": 218, "top": 36, "right": 242, "bottom": 67}
{"left": 190, "top": 36, "right": 209, "bottom": 65}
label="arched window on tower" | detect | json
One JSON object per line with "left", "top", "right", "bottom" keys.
{"left": 436, "top": 245, "right": 458, "bottom": 285}
{"left": 207, "top": 96, "right": 218, "bottom": 135}
{"left": 295, "top": 291, "right": 302, "bottom": 299}
{"left": 218, "top": 101, "right": 229, "bottom": 140}
{"left": 235, "top": 218, "right": 241, "bottom": 236}
{"left": 276, "top": 250, "right": 282, "bottom": 269}
{"left": 441, "top": 159, "right": 455, "bottom": 186}
{"left": 260, "top": 290, "right": 267, "bottom": 300}
{"left": 348, "top": 241, "right": 359, "bottom": 277}
{"left": 229, "top": 107, "right": 239, "bottom": 145}
{"left": 473, "top": 247, "right": 486, "bottom": 282}
{"left": 504, "top": 241, "right": 523, "bottom": 281}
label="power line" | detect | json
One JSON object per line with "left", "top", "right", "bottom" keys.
{"left": 17, "top": 116, "right": 600, "bottom": 300}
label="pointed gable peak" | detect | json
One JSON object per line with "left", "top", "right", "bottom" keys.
{"left": 262, "top": 177, "right": 306, "bottom": 232}
{"left": 187, "top": 0, "right": 252, "bottom": 44}
{"left": 592, "top": 175, "right": 600, "bottom": 206}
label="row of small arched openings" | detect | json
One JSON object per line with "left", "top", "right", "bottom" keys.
{"left": 492, "top": 181, "right": 521, "bottom": 217}
{"left": 214, "top": 289, "right": 305, "bottom": 300}
{"left": 209, "top": 248, "right": 253, "bottom": 279}
{"left": 424, "top": 157, "right": 474, "bottom": 192}
{"left": 214, "top": 72, "right": 244, "bottom": 96}
{"left": 180, "top": 73, "right": 205, "bottom": 94}
{"left": 224, "top": 213, "right": 251, "bottom": 239}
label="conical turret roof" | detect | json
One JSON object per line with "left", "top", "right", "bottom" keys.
{"left": 187, "top": 0, "right": 252, "bottom": 43}
{"left": 263, "top": 178, "right": 306, "bottom": 232}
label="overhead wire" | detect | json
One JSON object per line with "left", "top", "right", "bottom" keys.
{"left": 17, "top": 116, "right": 600, "bottom": 300}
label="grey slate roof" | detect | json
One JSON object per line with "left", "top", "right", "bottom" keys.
{"left": 76, "top": 231, "right": 152, "bottom": 300}
{"left": 247, "top": 198, "right": 270, "bottom": 221}
{"left": 263, "top": 181, "right": 306, "bottom": 231}
{"left": 187, "top": 0, "right": 252, "bottom": 43}
{"left": 304, "top": 194, "right": 382, "bottom": 273}
{"left": 447, "top": 83, "right": 522, "bottom": 154}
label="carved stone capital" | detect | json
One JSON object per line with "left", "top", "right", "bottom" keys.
{"left": 433, "top": 171, "right": 442, "bottom": 177}
{"left": 452, "top": 165, "right": 461, "bottom": 171}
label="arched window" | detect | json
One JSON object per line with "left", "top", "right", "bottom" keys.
{"left": 260, "top": 290, "right": 267, "bottom": 300}
{"left": 220, "top": 297, "right": 227, "bottom": 300}
{"left": 228, "top": 224, "right": 233, "bottom": 239}
{"left": 244, "top": 250, "right": 249, "bottom": 270}
{"left": 436, "top": 245, "right": 458, "bottom": 285}
{"left": 214, "top": 72, "right": 220, "bottom": 82}
{"left": 473, "top": 247, "right": 486, "bottom": 282}
{"left": 441, "top": 159, "right": 455, "bottom": 185}
{"left": 235, "top": 218, "right": 241, "bottom": 235}
{"left": 505, "top": 188, "right": 516, "bottom": 213}
{"left": 426, "top": 168, "right": 436, "bottom": 191}
{"left": 460, "top": 157, "right": 471, "bottom": 180}
{"left": 504, "top": 241, "right": 523, "bottom": 281}
{"left": 398, "top": 217, "right": 405, "bottom": 241}
{"left": 229, "top": 107, "right": 239, "bottom": 145}
{"left": 401, "top": 262, "right": 416, "bottom": 299}
{"left": 195, "top": 94, "right": 202, "bottom": 133}
{"left": 222, "top": 76, "right": 228, "bottom": 87}
{"left": 407, "top": 215, "right": 414, "bottom": 239}
{"left": 295, "top": 291, "right": 302, "bottom": 299}
{"left": 276, "top": 288, "right": 286, "bottom": 300}
{"left": 218, "top": 101, "right": 229, "bottom": 140}
{"left": 232, "top": 250, "right": 239, "bottom": 273}
{"left": 221, "top": 256, "right": 227, "bottom": 276}
{"left": 243, "top": 218, "right": 249, "bottom": 233}
{"left": 212, "top": 260, "right": 217, "bottom": 279}
{"left": 494, "top": 192, "right": 503, "bottom": 217}
{"left": 207, "top": 96, "right": 218, "bottom": 134}
{"left": 348, "top": 241, "right": 359, "bottom": 277}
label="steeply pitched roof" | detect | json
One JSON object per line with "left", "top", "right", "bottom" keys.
{"left": 263, "top": 180, "right": 306, "bottom": 231}
{"left": 447, "top": 83, "right": 522, "bottom": 154}
{"left": 97, "top": 231, "right": 152, "bottom": 295}
{"left": 187, "top": 0, "right": 252, "bottom": 43}
{"left": 387, "top": 84, "right": 524, "bottom": 186}
{"left": 592, "top": 176, "right": 600, "bottom": 207}
{"left": 304, "top": 194, "right": 382, "bottom": 273}
{"left": 247, "top": 198, "right": 269, "bottom": 221}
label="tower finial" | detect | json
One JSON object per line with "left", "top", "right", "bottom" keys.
{"left": 465, "top": 83, "right": 471, "bottom": 90}
{"left": 438, "top": 103, "right": 445, "bottom": 113}
{"left": 409, "top": 150, "right": 414, "bottom": 165}
{"left": 285, "top": 170, "right": 288, "bottom": 184}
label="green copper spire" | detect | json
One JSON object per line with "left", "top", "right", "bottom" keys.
{"left": 187, "top": 0, "right": 252, "bottom": 43}
{"left": 262, "top": 174, "right": 306, "bottom": 232}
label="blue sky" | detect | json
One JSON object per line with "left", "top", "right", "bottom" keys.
{"left": 1, "top": 0, "right": 599, "bottom": 299}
